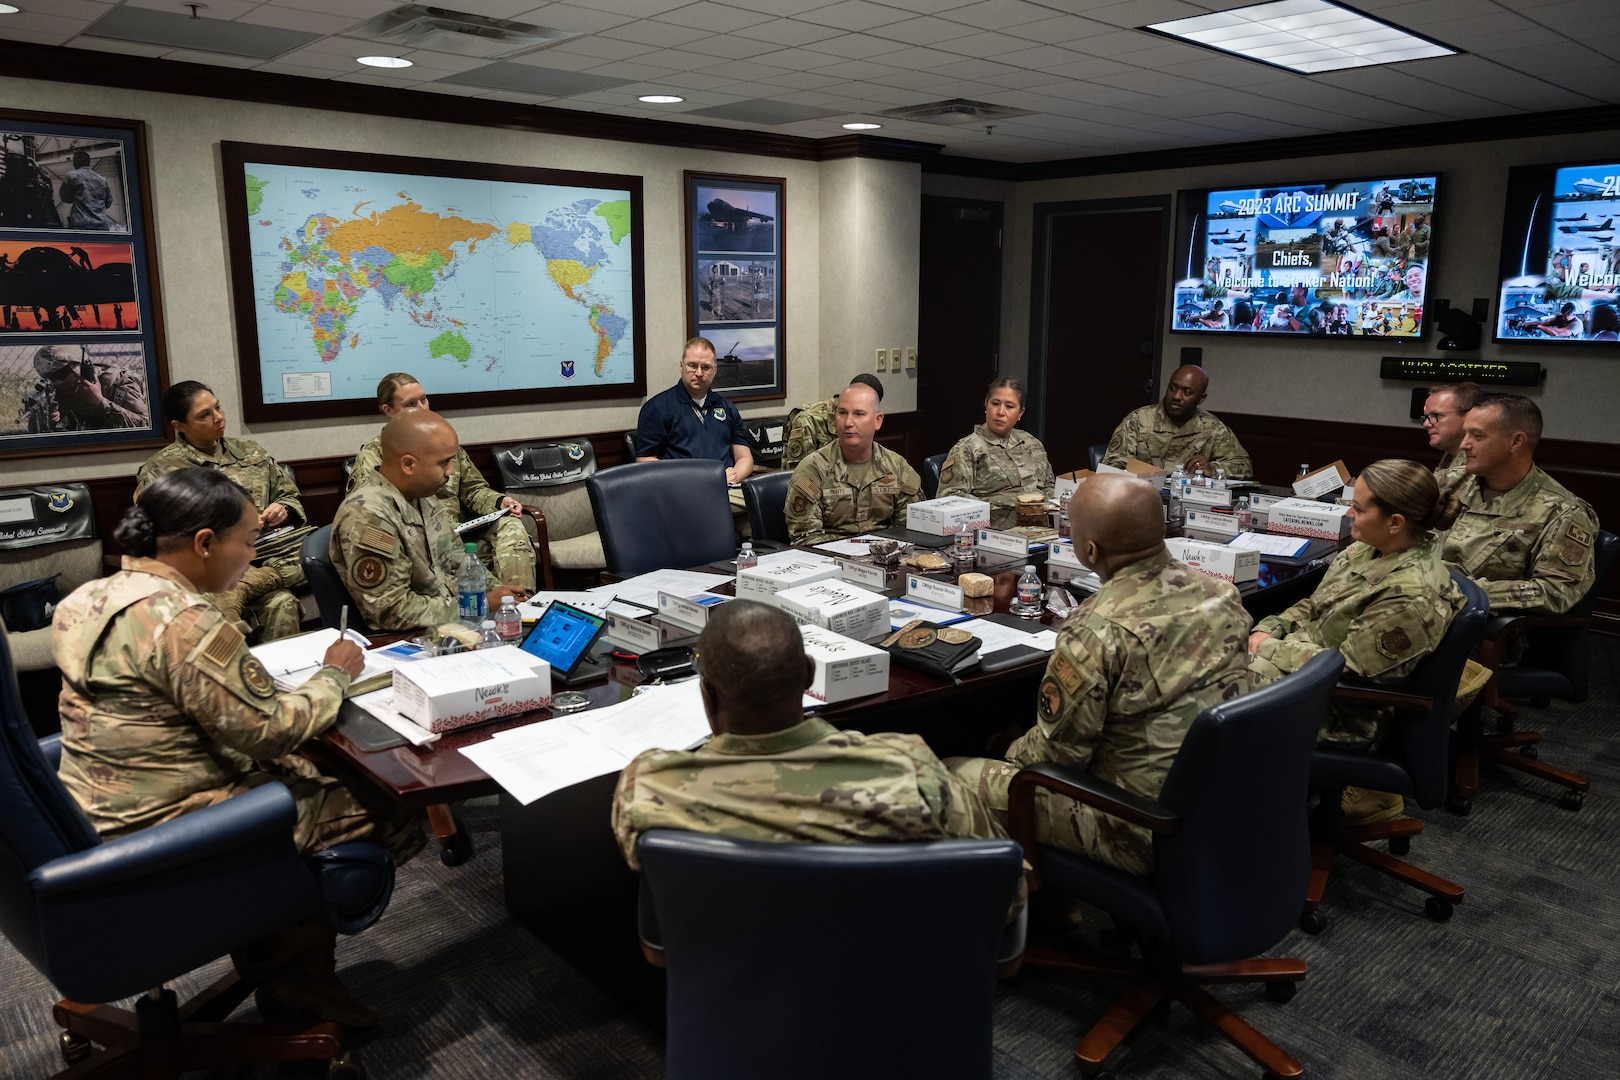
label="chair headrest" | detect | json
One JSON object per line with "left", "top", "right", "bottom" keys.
{"left": 0, "top": 484, "right": 96, "bottom": 552}
{"left": 493, "top": 441, "right": 597, "bottom": 489}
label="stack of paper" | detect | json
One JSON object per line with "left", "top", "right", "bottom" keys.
{"left": 586, "top": 568, "right": 733, "bottom": 617}
{"left": 250, "top": 628, "right": 405, "bottom": 697}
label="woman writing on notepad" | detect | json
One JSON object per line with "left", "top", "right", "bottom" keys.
{"left": 937, "top": 378, "right": 1055, "bottom": 531}
{"left": 52, "top": 467, "right": 424, "bottom": 1028}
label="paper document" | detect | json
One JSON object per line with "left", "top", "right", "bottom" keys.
{"left": 757, "top": 548, "right": 835, "bottom": 568}
{"left": 588, "top": 569, "right": 732, "bottom": 611}
{"left": 952, "top": 618, "right": 1044, "bottom": 656}
{"left": 888, "top": 598, "right": 972, "bottom": 628}
{"left": 1027, "top": 630, "right": 1059, "bottom": 652}
{"left": 516, "top": 591, "right": 607, "bottom": 622}
{"left": 573, "top": 679, "right": 712, "bottom": 760}
{"left": 1227, "top": 532, "right": 1312, "bottom": 558}
{"left": 459, "top": 721, "right": 629, "bottom": 806}
{"left": 812, "top": 534, "right": 888, "bottom": 557}
{"left": 250, "top": 628, "right": 404, "bottom": 694}
{"left": 346, "top": 688, "right": 440, "bottom": 747}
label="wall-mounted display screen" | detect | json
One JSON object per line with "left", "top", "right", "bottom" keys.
{"left": 1172, "top": 175, "right": 1438, "bottom": 339}
{"left": 1493, "top": 161, "right": 1620, "bottom": 345}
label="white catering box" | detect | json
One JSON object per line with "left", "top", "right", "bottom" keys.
{"left": 392, "top": 646, "right": 551, "bottom": 735}
{"left": 1165, "top": 537, "right": 1259, "bottom": 584}
{"left": 775, "top": 580, "right": 890, "bottom": 642}
{"left": 736, "top": 559, "right": 842, "bottom": 604}
{"left": 1183, "top": 508, "right": 1242, "bottom": 544}
{"left": 1267, "top": 497, "right": 1353, "bottom": 541}
{"left": 1292, "top": 461, "right": 1353, "bottom": 501}
{"left": 798, "top": 623, "right": 891, "bottom": 704}
{"left": 905, "top": 496, "right": 991, "bottom": 536}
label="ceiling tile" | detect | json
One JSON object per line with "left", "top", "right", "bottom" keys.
{"left": 525, "top": 4, "right": 635, "bottom": 34}
{"left": 265, "top": 0, "right": 397, "bottom": 16}
{"left": 656, "top": 3, "right": 778, "bottom": 33}
{"left": 581, "top": 0, "right": 695, "bottom": 14}
{"left": 931, "top": 30, "right": 1040, "bottom": 57}
{"left": 802, "top": 33, "right": 900, "bottom": 59}
{"left": 598, "top": 20, "right": 712, "bottom": 47}
{"left": 124, "top": 0, "right": 256, "bottom": 15}
{"left": 1000, "top": 15, "right": 1115, "bottom": 44}
{"left": 794, "top": 1, "right": 914, "bottom": 33}
{"left": 236, "top": 7, "right": 366, "bottom": 34}
{"left": 869, "top": 16, "right": 982, "bottom": 46}
{"left": 731, "top": 20, "right": 847, "bottom": 45}
{"left": 808, "top": 57, "right": 904, "bottom": 79}
{"left": 942, "top": 0, "right": 1064, "bottom": 31}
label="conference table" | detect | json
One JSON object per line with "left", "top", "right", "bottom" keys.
{"left": 310, "top": 535, "right": 1335, "bottom": 1019}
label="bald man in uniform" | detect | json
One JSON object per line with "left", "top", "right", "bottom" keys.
{"left": 1102, "top": 364, "right": 1252, "bottom": 478}
{"left": 331, "top": 411, "right": 518, "bottom": 631}
{"left": 951, "top": 474, "right": 1252, "bottom": 876}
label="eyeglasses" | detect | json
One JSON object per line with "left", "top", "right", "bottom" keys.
{"left": 1420, "top": 411, "right": 1456, "bottom": 424}
{"left": 682, "top": 362, "right": 716, "bottom": 374}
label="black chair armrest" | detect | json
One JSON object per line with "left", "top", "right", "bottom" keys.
{"left": 29, "top": 783, "right": 297, "bottom": 897}
{"left": 1008, "top": 762, "right": 1178, "bottom": 887}
{"left": 1332, "top": 680, "right": 1434, "bottom": 713}
{"left": 1484, "top": 612, "right": 1590, "bottom": 641}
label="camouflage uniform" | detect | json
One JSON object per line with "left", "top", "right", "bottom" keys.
{"left": 136, "top": 437, "right": 310, "bottom": 641}
{"left": 53, "top": 557, "right": 422, "bottom": 862}
{"left": 952, "top": 548, "right": 1251, "bottom": 876}
{"left": 938, "top": 425, "right": 1055, "bottom": 531}
{"left": 1435, "top": 450, "right": 1467, "bottom": 492}
{"left": 1441, "top": 467, "right": 1597, "bottom": 615}
{"left": 781, "top": 396, "right": 837, "bottom": 472}
{"left": 349, "top": 436, "right": 535, "bottom": 591}
{"left": 612, "top": 717, "right": 1006, "bottom": 870}
{"left": 331, "top": 475, "right": 462, "bottom": 631}
{"left": 785, "top": 444, "right": 924, "bottom": 547}
{"left": 1250, "top": 536, "right": 1464, "bottom": 746}
{"left": 1102, "top": 404, "right": 1253, "bottom": 477}
{"left": 55, "top": 367, "right": 149, "bottom": 431}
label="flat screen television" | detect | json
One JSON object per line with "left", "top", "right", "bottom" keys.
{"left": 1493, "top": 161, "right": 1620, "bottom": 346}
{"left": 1171, "top": 174, "right": 1438, "bottom": 339}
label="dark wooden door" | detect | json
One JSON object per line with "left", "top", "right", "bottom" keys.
{"left": 1032, "top": 200, "right": 1169, "bottom": 474}
{"left": 917, "top": 197, "right": 1002, "bottom": 460}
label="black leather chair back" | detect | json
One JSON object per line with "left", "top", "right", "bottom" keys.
{"left": 491, "top": 440, "right": 598, "bottom": 490}
{"left": 1386, "top": 571, "right": 1488, "bottom": 807}
{"left": 741, "top": 471, "right": 792, "bottom": 545}
{"left": 622, "top": 431, "right": 637, "bottom": 462}
{"left": 637, "top": 830, "right": 1022, "bottom": 1080}
{"left": 922, "top": 452, "right": 947, "bottom": 499}
{"left": 341, "top": 456, "right": 356, "bottom": 482}
{"left": 742, "top": 414, "right": 788, "bottom": 468}
{"left": 1510, "top": 529, "right": 1619, "bottom": 702}
{"left": 1089, "top": 443, "right": 1108, "bottom": 470}
{"left": 299, "top": 525, "right": 371, "bottom": 634}
{"left": 587, "top": 460, "right": 735, "bottom": 576}
{"left": 1153, "top": 650, "right": 1343, "bottom": 964}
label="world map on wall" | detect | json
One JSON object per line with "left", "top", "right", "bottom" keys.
{"left": 241, "top": 163, "right": 635, "bottom": 405}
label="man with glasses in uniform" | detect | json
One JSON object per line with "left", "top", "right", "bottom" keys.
{"left": 634, "top": 336, "right": 754, "bottom": 517}
{"left": 1419, "top": 381, "right": 1483, "bottom": 490}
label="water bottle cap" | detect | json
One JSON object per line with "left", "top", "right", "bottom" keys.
{"left": 501, "top": 596, "right": 516, "bottom": 607}
{"left": 741, "top": 542, "right": 752, "bottom": 551}
{"left": 481, "top": 620, "right": 495, "bottom": 629}
{"left": 1024, "top": 564, "right": 1036, "bottom": 573}
{"left": 464, "top": 542, "right": 477, "bottom": 553}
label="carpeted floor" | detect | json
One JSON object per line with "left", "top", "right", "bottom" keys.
{"left": 4, "top": 637, "right": 1618, "bottom": 1079}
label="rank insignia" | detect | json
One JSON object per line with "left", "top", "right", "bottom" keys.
{"left": 240, "top": 655, "right": 276, "bottom": 699}
{"left": 1379, "top": 627, "right": 1413, "bottom": 657}
{"left": 353, "top": 555, "right": 386, "bottom": 588}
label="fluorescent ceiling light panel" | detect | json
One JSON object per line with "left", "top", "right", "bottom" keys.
{"left": 1147, "top": 0, "right": 1455, "bottom": 74}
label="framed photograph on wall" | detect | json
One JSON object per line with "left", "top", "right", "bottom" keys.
{"left": 221, "top": 142, "right": 647, "bottom": 422}
{"left": 0, "top": 110, "right": 168, "bottom": 459}
{"left": 685, "top": 172, "right": 784, "bottom": 400}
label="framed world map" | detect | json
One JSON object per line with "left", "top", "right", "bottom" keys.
{"left": 222, "top": 143, "right": 646, "bottom": 422}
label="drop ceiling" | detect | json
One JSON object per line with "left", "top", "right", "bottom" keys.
{"left": 3, "top": 0, "right": 1618, "bottom": 163}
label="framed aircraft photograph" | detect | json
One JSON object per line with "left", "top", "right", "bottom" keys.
{"left": 686, "top": 171, "right": 785, "bottom": 400}
{"left": 0, "top": 110, "right": 167, "bottom": 460}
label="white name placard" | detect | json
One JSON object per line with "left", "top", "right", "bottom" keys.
{"left": 657, "top": 591, "right": 726, "bottom": 631}
{"left": 906, "top": 574, "right": 965, "bottom": 612}
{"left": 603, "top": 615, "right": 660, "bottom": 654}
{"left": 838, "top": 558, "right": 888, "bottom": 590}
{"left": 975, "top": 528, "right": 1029, "bottom": 557}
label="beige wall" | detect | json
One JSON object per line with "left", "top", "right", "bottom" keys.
{"left": 0, "top": 75, "right": 921, "bottom": 485}
{"left": 929, "top": 130, "right": 1620, "bottom": 445}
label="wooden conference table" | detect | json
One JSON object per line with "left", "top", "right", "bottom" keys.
{"left": 310, "top": 537, "right": 1334, "bottom": 1017}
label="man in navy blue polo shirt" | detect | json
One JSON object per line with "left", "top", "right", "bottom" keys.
{"left": 634, "top": 336, "right": 754, "bottom": 486}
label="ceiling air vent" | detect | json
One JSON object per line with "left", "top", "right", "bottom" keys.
{"left": 352, "top": 5, "right": 579, "bottom": 60}
{"left": 879, "top": 99, "right": 1033, "bottom": 126}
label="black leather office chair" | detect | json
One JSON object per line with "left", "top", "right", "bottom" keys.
{"left": 1088, "top": 443, "right": 1108, "bottom": 471}
{"left": 741, "top": 471, "right": 792, "bottom": 546}
{"left": 621, "top": 431, "right": 637, "bottom": 463}
{"left": 1456, "top": 529, "right": 1619, "bottom": 812}
{"left": 587, "top": 459, "right": 735, "bottom": 577}
{"left": 341, "top": 456, "right": 356, "bottom": 483}
{"left": 492, "top": 440, "right": 605, "bottom": 587}
{"left": 0, "top": 629, "right": 394, "bottom": 1077}
{"left": 636, "top": 830, "right": 1024, "bottom": 1080}
{"left": 299, "top": 525, "right": 371, "bottom": 634}
{"left": 1008, "top": 650, "right": 1343, "bottom": 1079}
{"left": 1304, "top": 571, "right": 1488, "bottom": 930}
{"left": 922, "top": 452, "right": 947, "bottom": 498}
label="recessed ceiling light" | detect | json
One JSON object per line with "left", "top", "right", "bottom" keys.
{"left": 357, "top": 55, "right": 413, "bottom": 69}
{"left": 843, "top": 122, "right": 882, "bottom": 131}
{"left": 638, "top": 94, "right": 684, "bottom": 104}
{"left": 0, "top": 4, "right": 20, "bottom": 13}
{"left": 1147, "top": 0, "right": 1455, "bottom": 74}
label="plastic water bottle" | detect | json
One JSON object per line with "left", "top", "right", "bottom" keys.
{"left": 952, "top": 529, "right": 975, "bottom": 562}
{"left": 457, "top": 541, "right": 487, "bottom": 621}
{"left": 1237, "top": 495, "right": 1253, "bottom": 532}
{"left": 1058, "top": 489, "right": 1072, "bottom": 540}
{"left": 1193, "top": 468, "right": 1205, "bottom": 488}
{"left": 1215, "top": 465, "right": 1227, "bottom": 484}
{"left": 476, "top": 620, "right": 502, "bottom": 649}
{"left": 494, "top": 595, "right": 523, "bottom": 642}
{"left": 1168, "top": 483, "right": 1184, "bottom": 533}
{"left": 1296, "top": 462, "right": 1312, "bottom": 481}
{"left": 735, "top": 542, "right": 758, "bottom": 574}
{"left": 1011, "top": 564, "right": 1043, "bottom": 618}
{"left": 1170, "top": 462, "right": 1185, "bottom": 487}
